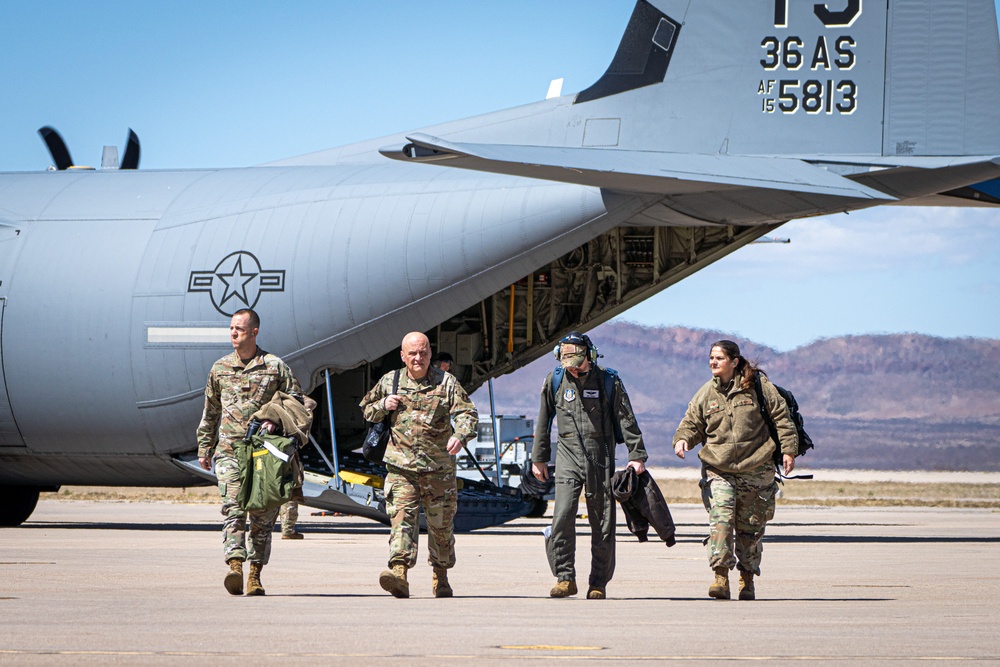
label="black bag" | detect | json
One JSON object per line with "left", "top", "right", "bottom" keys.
{"left": 753, "top": 374, "right": 814, "bottom": 479}
{"left": 362, "top": 370, "right": 400, "bottom": 463}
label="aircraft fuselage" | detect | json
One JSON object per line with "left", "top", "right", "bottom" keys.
{"left": 0, "top": 164, "right": 640, "bottom": 485}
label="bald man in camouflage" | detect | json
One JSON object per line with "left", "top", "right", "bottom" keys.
{"left": 360, "top": 332, "right": 478, "bottom": 598}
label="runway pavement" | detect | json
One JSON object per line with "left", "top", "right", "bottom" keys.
{"left": 2, "top": 499, "right": 999, "bottom": 665}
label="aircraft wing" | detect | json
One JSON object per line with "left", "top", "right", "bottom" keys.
{"left": 172, "top": 455, "right": 391, "bottom": 524}
{"left": 380, "top": 133, "right": 896, "bottom": 202}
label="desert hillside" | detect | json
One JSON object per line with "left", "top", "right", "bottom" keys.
{"left": 470, "top": 322, "right": 1000, "bottom": 471}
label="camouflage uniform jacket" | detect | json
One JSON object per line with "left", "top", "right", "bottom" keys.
{"left": 360, "top": 367, "right": 478, "bottom": 473}
{"left": 672, "top": 373, "right": 798, "bottom": 473}
{"left": 196, "top": 348, "right": 303, "bottom": 460}
{"left": 531, "top": 366, "right": 647, "bottom": 465}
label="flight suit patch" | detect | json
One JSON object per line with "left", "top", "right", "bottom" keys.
{"left": 583, "top": 389, "right": 599, "bottom": 399}
{"left": 564, "top": 388, "right": 576, "bottom": 402}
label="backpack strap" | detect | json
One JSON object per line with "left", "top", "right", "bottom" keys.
{"left": 602, "top": 367, "right": 625, "bottom": 444}
{"left": 549, "top": 366, "right": 565, "bottom": 406}
{"left": 546, "top": 366, "right": 565, "bottom": 432}
{"left": 386, "top": 369, "right": 401, "bottom": 428}
{"left": 752, "top": 374, "right": 782, "bottom": 471}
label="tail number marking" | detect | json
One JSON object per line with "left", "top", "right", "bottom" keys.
{"left": 761, "top": 79, "right": 857, "bottom": 114}
{"left": 759, "top": 3, "right": 861, "bottom": 115}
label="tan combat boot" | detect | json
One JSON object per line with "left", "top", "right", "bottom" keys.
{"left": 432, "top": 567, "right": 453, "bottom": 598}
{"left": 708, "top": 566, "right": 730, "bottom": 600}
{"left": 549, "top": 579, "right": 578, "bottom": 598}
{"left": 379, "top": 563, "right": 409, "bottom": 598}
{"left": 586, "top": 586, "right": 606, "bottom": 600}
{"left": 738, "top": 569, "right": 756, "bottom": 601}
{"left": 246, "top": 562, "right": 265, "bottom": 596}
{"left": 224, "top": 558, "right": 243, "bottom": 596}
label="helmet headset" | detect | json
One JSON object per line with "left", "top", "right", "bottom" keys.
{"left": 552, "top": 331, "right": 600, "bottom": 363}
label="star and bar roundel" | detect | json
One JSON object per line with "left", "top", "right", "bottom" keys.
{"left": 187, "top": 251, "right": 285, "bottom": 316}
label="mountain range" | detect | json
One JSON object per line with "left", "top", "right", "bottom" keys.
{"left": 470, "top": 322, "right": 1000, "bottom": 471}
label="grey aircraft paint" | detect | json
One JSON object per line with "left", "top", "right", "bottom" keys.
{"left": 2, "top": 0, "right": 999, "bottom": 526}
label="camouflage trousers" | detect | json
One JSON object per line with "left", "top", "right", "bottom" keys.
{"left": 384, "top": 465, "right": 458, "bottom": 570}
{"left": 215, "top": 454, "right": 279, "bottom": 564}
{"left": 701, "top": 463, "right": 777, "bottom": 576}
{"left": 279, "top": 500, "right": 299, "bottom": 535}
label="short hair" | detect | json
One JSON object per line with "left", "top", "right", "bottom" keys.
{"left": 436, "top": 352, "right": 454, "bottom": 363}
{"left": 233, "top": 308, "right": 260, "bottom": 330}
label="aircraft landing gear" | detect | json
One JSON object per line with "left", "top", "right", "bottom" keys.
{"left": 0, "top": 486, "right": 42, "bottom": 526}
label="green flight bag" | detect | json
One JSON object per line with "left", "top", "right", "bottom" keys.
{"left": 234, "top": 433, "right": 298, "bottom": 511}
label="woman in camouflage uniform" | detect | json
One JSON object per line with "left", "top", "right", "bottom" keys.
{"left": 673, "top": 340, "right": 798, "bottom": 601}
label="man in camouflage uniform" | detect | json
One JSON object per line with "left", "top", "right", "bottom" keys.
{"left": 360, "top": 331, "right": 478, "bottom": 598}
{"left": 531, "top": 332, "right": 648, "bottom": 600}
{"left": 279, "top": 500, "right": 303, "bottom": 539}
{"left": 197, "top": 308, "right": 303, "bottom": 596}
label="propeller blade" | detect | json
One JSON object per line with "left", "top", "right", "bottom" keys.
{"left": 38, "top": 126, "right": 74, "bottom": 170}
{"left": 120, "top": 128, "right": 140, "bottom": 170}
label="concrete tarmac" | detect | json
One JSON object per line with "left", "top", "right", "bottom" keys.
{"left": 2, "top": 499, "right": 999, "bottom": 665}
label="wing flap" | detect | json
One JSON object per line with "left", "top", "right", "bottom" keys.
{"left": 380, "top": 133, "right": 895, "bottom": 201}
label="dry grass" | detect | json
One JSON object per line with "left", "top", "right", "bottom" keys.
{"left": 658, "top": 479, "right": 1000, "bottom": 509}
{"left": 43, "top": 479, "right": 1000, "bottom": 509}
{"left": 42, "top": 486, "right": 218, "bottom": 504}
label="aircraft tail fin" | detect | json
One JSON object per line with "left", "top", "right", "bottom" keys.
{"left": 558, "top": 0, "right": 1000, "bottom": 159}
{"left": 319, "top": 0, "right": 1000, "bottom": 191}
{"left": 375, "top": 0, "right": 1000, "bottom": 167}
{"left": 573, "top": 0, "right": 680, "bottom": 106}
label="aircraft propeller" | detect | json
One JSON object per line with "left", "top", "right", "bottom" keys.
{"left": 37, "top": 126, "right": 73, "bottom": 170}
{"left": 120, "top": 129, "right": 140, "bottom": 170}
{"left": 37, "top": 126, "right": 140, "bottom": 170}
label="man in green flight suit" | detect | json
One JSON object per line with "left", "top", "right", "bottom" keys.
{"left": 360, "top": 331, "right": 478, "bottom": 598}
{"left": 531, "top": 331, "right": 647, "bottom": 599}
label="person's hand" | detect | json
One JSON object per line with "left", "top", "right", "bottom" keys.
{"left": 531, "top": 461, "right": 549, "bottom": 482}
{"left": 627, "top": 459, "right": 646, "bottom": 475}
{"left": 446, "top": 436, "right": 464, "bottom": 455}
{"left": 674, "top": 440, "right": 690, "bottom": 459}
{"left": 783, "top": 454, "right": 795, "bottom": 476}
{"left": 384, "top": 394, "right": 401, "bottom": 411}
{"left": 198, "top": 456, "right": 212, "bottom": 471}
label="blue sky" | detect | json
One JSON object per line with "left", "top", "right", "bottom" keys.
{"left": 2, "top": 1, "right": 998, "bottom": 351}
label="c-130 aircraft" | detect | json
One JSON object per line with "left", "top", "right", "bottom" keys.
{"left": 2, "top": 0, "right": 1000, "bottom": 527}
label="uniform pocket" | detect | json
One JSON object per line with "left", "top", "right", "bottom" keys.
{"left": 705, "top": 403, "right": 726, "bottom": 430}
{"left": 251, "top": 371, "right": 279, "bottom": 403}
{"left": 410, "top": 394, "right": 442, "bottom": 424}
{"left": 761, "top": 480, "right": 778, "bottom": 523}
